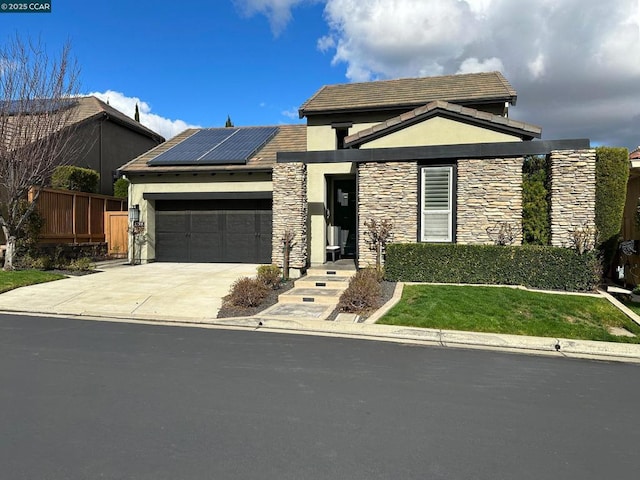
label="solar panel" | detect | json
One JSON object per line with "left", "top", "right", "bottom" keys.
{"left": 148, "top": 126, "right": 279, "bottom": 166}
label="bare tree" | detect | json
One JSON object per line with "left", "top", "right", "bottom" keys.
{"left": 0, "top": 35, "right": 82, "bottom": 269}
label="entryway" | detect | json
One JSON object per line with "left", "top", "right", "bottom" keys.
{"left": 326, "top": 176, "right": 357, "bottom": 262}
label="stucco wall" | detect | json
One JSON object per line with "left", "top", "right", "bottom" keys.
{"left": 357, "top": 161, "right": 418, "bottom": 268}
{"left": 549, "top": 149, "right": 596, "bottom": 247}
{"left": 360, "top": 117, "right": 521, "bottom": 149}
{"left": 457, "top": 158, "right": 523, "bottom": 245}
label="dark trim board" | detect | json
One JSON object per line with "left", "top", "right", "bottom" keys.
{"left": 277, "top": 139, "right": 591, "bottom": 164}
{"left": 144, "top": 191, "right": 272, "bottom": 201}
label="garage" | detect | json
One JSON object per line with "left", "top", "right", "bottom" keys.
{"left": 154, "top": 197, "right": 272, "bottom": 263}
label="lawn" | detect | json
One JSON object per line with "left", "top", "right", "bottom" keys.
{"left": 379, "top": 284, "right": 640, "bottom": 343}
{"left": 0, "top": 270, "right": 66, "bottom": 294}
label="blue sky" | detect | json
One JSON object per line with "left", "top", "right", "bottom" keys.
{"left": 1, "top": 0, "right": 639, "bottom": 150}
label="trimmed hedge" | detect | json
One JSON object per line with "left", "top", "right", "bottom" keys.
{"left": 595, "top": 146, "right": 629, "bottom": 273}
{"left": 51, "top": 165, "right": 100, "bottom": 193}
{"left": 385, "top": 243, "right": 600, "bottom": 292}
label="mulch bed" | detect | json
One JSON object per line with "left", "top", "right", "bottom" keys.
{"left": 217, "top": 278, "right": 397, "bottom": 321}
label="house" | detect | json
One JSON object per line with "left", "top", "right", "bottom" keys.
{"left": 2, "top": 96, "right": 164, "bottom": 195}
{"left": 120, "top": 72, "right": 594, "bottom": 275}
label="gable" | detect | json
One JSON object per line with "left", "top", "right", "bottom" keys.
{"left": 358, "top": 116, "right": 524, "bottom": 149}
{"left": 344, "top": 100, "right": 541, "bottom": 149}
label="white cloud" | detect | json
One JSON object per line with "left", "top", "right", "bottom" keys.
{"left": 237, "top": 0, "right": 640, "bottom": 148}
{"left": 281, "top": 107, "right": 299, "bottom": 119}
{"left": 86, "top": 90, "right": 200, "bottom": 140}
{"left": 234, "top": 0, "right": 313, "bottom": 35}
{"left": 457, "top": 57, "right": 504, "bottom": 75}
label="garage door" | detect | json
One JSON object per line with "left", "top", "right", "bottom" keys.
{"left": 155, "top": 199, "right": 272, "bottom": 263}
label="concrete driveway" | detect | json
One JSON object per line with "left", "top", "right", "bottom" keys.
{"left": 0, "top": 263, "right": 260, "bottom": 322}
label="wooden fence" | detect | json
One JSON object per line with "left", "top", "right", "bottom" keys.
{"left": 29, "top": 187, "right": 128, "bottom": 254}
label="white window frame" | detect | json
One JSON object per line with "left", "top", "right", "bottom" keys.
{"left": 420, "top": 165, "right": 454, "bottom": 242}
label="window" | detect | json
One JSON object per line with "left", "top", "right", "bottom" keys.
{"left": 421, "top": 165, "right": 454, "bottom": 242}
{"left": 335, "top": 128, "right": 349, "bottom": 149}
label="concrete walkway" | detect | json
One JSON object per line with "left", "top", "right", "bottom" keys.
{"left": 1, "top": 262, "right": 639, "bottom": 363}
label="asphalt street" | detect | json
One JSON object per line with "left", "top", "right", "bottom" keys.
{"left": 1, "top": 314, "right": 639, "bottom": 480}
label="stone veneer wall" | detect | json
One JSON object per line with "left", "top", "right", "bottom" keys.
{"left": 457, "top": 157, "right": 523, "bottom": 245}
{"left": 357, "top": 161, "right": 418, "bottom": 268}
{"left": 549, "top": 149, "right": 596, "bottom": 247}
{"left": 272, "top": 162, "right": 308, "bottom": 269}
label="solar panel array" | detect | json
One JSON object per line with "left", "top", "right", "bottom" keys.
{"left": 148, "top": 126, "right": 279, "bottom": 166}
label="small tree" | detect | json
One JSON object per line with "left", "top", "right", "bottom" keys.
{"left": 225, "top": 115, "right": 234, "bottom": 128}
{"left": 134, "top": 103, "right": 140, "bottom": 122}
{"left": 113, "top": 177, "right": 129, "bottom": 198}
{"left": 0, "top": 34, "right": 82, "bottom": 269}
{"left": 364, "top": 218, "right": 393, "bottom": 272}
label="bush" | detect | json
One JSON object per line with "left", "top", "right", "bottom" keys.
{"left": 15, "top": 201, "right": 45, "bottom": 258}
{"left": 595, "top": 146, "right": 630, "bottom": 274}
{"left": 257, "top": 264, "right": 282, "bottom": 290}
{"left": 51, "top": 165, "right": 100, "bottom": 193}
{"left": 113, "top": 177, "right": 129, "bottom": 198}
{"left": 522, "top": 155, "right": 550, "bottom": 245}
{"left": 225, "top": 276, "right": 269, "bottom": 308}
{"left": 338, "top": 268, "right": 382, "bottom": 314}
{"left": 66, "top": 257, "right": 95, "bottom": 272}
{"left": 385, "top": 243, "right": 601, "bottom": 292}
{"left": 16, "top": 254, "right": 53, "bottom": 270}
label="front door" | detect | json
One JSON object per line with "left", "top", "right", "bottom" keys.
{"left": 328, "top": 178, "right": 357, "bottom": 259}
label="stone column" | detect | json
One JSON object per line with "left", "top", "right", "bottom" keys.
{"left": 272, "top": 162, "right": 308, "bottom": 275}
{"left": 549, "top": 149, "right": 596, "bottom": 247}
{"left": 457, "top": 157, "right": 523, "bottom": 245}
{"left": 357, "top": 161, "right": 418, "bottom": 268}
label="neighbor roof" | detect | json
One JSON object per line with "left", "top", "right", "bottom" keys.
{"left": 1, "top": 96, "right": 164, "bottom": 147}
{"left": 299, "top": 71, "right": 517, "bottom": 118}
{"left": 344, "top": 100, "right": 541, "bottom": 148}
{"left": 120, "top": 124, "right": 307, "bottom": 174}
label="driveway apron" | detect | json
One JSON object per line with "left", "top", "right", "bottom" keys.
{"left": 0, "top": 263, "right": 260, "bottom": 322}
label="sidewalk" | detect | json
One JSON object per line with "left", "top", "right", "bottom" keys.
{"left": 2, "top": 267, "right": 639, "bottom": 364}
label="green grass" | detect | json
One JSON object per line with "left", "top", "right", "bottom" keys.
{"left": 0, "top": 270, "right": 66, "bottom": 294}
{"left": 379, "top": 285, "right": 640, "bottom": 343}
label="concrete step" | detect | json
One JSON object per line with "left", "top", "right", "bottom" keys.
{"left": 295, "top": 275, "right": 351, "bottom": 289}
{"left": 278, "top": 287, "right": 343, "bottom": 305}
{"left": 306, "top": 267, "right": 356, "bottom": 279}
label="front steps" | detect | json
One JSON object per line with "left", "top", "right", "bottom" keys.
{"left": 259, "top": 265, "right": 355, "bottom": 321}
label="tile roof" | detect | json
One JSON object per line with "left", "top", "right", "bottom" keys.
{"left": 1, "top": 96, "right": 164, "bottom": 149}
{"left": 299, "top": 71, "right": 517, "bottom": 117}
{"left": 119, "top": 124, "right": 307, "bottom": 174}
{"left": 344, "top": 100, "right": 541, "bottom": 148}
{"left": 630, "top": 146, "right": 640, "bottom": 160}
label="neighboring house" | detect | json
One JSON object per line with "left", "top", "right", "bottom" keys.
{"left": 60, "top": 96, "right": 164, "bottom": 195}
{"left": 121, "top": 72, "right": 594, "bottom": 274}
{"left": 2, "top": 96, "right": 164, "bottom": 195}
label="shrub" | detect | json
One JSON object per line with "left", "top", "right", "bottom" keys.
{"left": 113, "top": 177, "right": 129, "bottom": 198}
{"left": 15, "top": 201, "right": 45, "bottom": 258}
{"left": 385, "top": 243, "right": 601, "bottom": 292}
{"left": 17, "top": 254, "right": 53, "bottom": 270}
{"left": 522, "top": 155, "right": 550, "bottom": 245}
{"left": 225, "top": 276, "right": 268, "bottom": 308}
{"left": 338, "top": 268, "right": 382, "bottom": 314}
{"left": 257, "top": 264, "right": 282, "bottom": 290}
{"left": 51, "top": 165, "right": 100, "bottom": 193}
{"left": 595, "top": 146, "right": 629, "bottom": 275}
{"left": 67, "top": 257, "right": 95, "bottom": 272}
